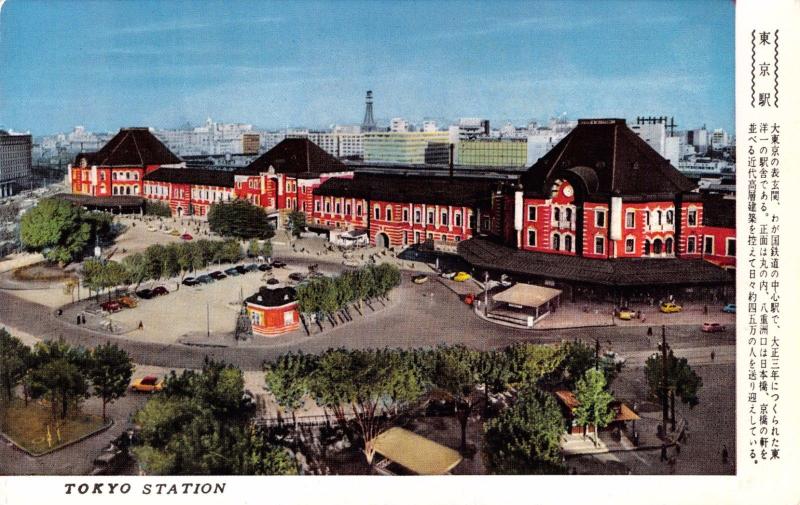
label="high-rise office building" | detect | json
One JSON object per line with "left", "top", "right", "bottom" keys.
{"left": 0, "top": 130, "right": 32, "bottom": 198}
{"left": 363, "top": 131, "right": 449, "bottom": 164}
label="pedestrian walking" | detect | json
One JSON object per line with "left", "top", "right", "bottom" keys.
{"left": 703, "top": 304, "right": 708, "bottom": 315}
{"left": 138, "top": 320, "right": 144, "bottom": 330}
{"left": 661, "top": 444, "right": 667, "bottom": 462}
{"left": 81, "top": 314, "right": 86, "bottom": 325}
{"left": 722, "top": 445, "right": 729, "bottom": 464}
{"left": 76, "top": 314, "right": 81, "bottom": 325}
{"left": 647, "top": 326, "right": 653, "bottom": 336}
{"left": 675, "top": 442, "right": 681, "bottom": 455}
{"left": 56, "top": 309, "right": 62, "bottom": 316}
{"left": 711, "top": 350, "right": 716, "bottom": 361}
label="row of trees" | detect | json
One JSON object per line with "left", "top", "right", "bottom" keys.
{"left": 143, "top": 201, "right": 172, "bottom": 217}
{"left": 263, "top": 341, "right": 611, "bottom": 472}
{"left": 207, "top": 200, "right": 275, "bottom": 240}
{"left": 81, "top": 238, "right": 244, "bottom": 297}
{"left": 295, "top": 263, "right": 401, "bottom": 316}
{"left": 0, "top": 329, "right": 133, "bottom": 423}
{"left": 247, "top": 239, "right": 272, "bottom": 259}
{"left": 134, "top": 359, "right": 297, "bottom": 475}
{"left": 19, "top": 199, "right": 117, "bottom": 264}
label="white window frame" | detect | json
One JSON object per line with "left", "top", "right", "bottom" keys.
{"left": 687, "top": 207, "right": 698, "bottom": 227}
{"left": 726, "top": 237, "right": 735, "bottom": 257}
{"left": 625, "top": 210, "right": 635, "bottom": 229}
{"left": 625, "top": 236, "right": 635, "bottom": 253}
{"left": 527, "top": 228, "right": 537, "bottom": 247}
{"left": 594, "top": 235, "right": 605, "bottom": 255}
{"left": 527, "top": 205, "right": 537, "bottom": 221}
{"left": 595, "top": 209, "right": 606, "bottom": 228}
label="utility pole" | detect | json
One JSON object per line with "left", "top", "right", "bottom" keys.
{"left": 484, "top": 271, "right": 490, "bottom": 317}
{"left": 661, "top": 325, "right": 669, "bottom": 438}
{"left": 595, "top": 337, "right": 600, "bottom": 370}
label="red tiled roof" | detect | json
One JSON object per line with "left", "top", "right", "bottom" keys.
{"left": 237, "top": 138, "right": 349, "bottom": 177}
{"left": 75, "top": 128, "right": 182, "bottom": 167}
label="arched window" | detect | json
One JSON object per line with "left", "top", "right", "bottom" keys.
{"left": 665, "top": 237, "right": 674, "bottom": 254}
{"left": 112, "top": 186, "right": 118, "bottom": 195}
{"left": 565, "top": 208, "right": 572, "bottom": 222}
{"left": 644, "top": 240, "right": 651, "bottom": 255}
{"left": 653, "top": 238, "right": 663, "bottom": 254}
{"left": 657, "top": 210, "right": 663, "bottom": 226}
{"left": 554, "top": 207, "right": 561, "bottom": 221}
{"left": 666, "top": 210, "right": 674, "bottom": 225}
{"left": 552, "top": 233, "right": 561, "bottom": 251}
{"left": 564, "top": 234, "right": 572, "bottom": 252}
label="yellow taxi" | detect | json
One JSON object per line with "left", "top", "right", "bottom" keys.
{"left": 453, "top": 272, "right": 472, "bottom": 282}
{"left": 131, "top": 376, "right": 164, "bottom": 393}
{"left": 659, "top": 302, "right": 683, "bottom": 314}
{"left": 616, "top": 307, "right": 635, "bottom": 320}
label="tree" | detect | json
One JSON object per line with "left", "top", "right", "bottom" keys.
{"left": 122, "top": 253, "right": 150, "bottom": 289}
{"left": 309, "top": 348, "right": 423, "bottom": 465}
{"left": 260, "top": 240, "right": 272, "bottom": 259}
{"left": 285, "top": 210, "right": 306, "bottom": 238}
{"left": 432, "top": 345, "right": 479, "bottom": 450}
{"left": 207, "top": 200, "right": 274, "bottom": 240}
{"left": 573, "top": 368, "right": 615, "bottom": 447}
{"left": 644, "top": 350, "right": 702, "bottom": 429}
{"left": 29, "top": 340, "right": 90, "bottom": 420}
{"left": 19, "top": 198, "right": 91, "bottom": 264}
{"left": 62, "top": 277, "right": 79, "bottom": 303}
{"left": 483, "top": 387, "right": 565, "bottom": 474}
{"left": 174, "top": 242, "right": 194, "bottom": 280}
{"left": 247, "top": 240, "right": 260, "bottom": 258}
{"left": 144, "top": 244, "right": 167, "bottom": 281}
{"left": 88, "top": 342, "right": 133, "bottom": 422}
{"left": 558, "top": 340, "right": 596, "bottom": 387}
{"left": 134, "top": 360, "right": 270, "bottom": 475}
{"left": 145, "top": 201, "right": 172, "bottom": 217}
{"left": 506, "top": 343, "right": 566, "bottom": 386}
{"left": 0, "top": 329, "right": 31, "bottom": 402}
{"left": 219, "top": 239, "right": 243, "bottom": 263}
{"left": 264, "top": 352, "right": 317, "bottom": 425}
{"left": 474, "top": 349, "right": 511, "bottom": 414}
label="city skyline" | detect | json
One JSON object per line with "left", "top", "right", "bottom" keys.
{"left": 1, "top": 1, "right": 734, "bottom": 135}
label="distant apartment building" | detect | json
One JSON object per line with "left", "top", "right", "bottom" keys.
{"left": 0, "top": 130, "right": 32, "bottom": 197}
{"left": 155, "top": 117, "right": 254, "bottom": 155}
{"left": 421, "top": 120, "right": 438, "bottom": 133}
{"left": 242, "top": 133, "right": 261, "bottom": 155}
{"left": 710, "top": 128, "right": 730, "bottom": 149}
{"left": 363, "top": 131, "right": 449, "bottom": 164}
{"left": 458, "top": 138, "right": 528, "bottom": 167}
{"left": 630, "top": 117, "right": 681, "bottom": 164}
{"left": 390, "top": 118, "right": 410, "bottom": 133}
{"left": 285, "top": 129, "right": 364, "bottom": 159}
{"left": 685, "top": 127, "right": 709, "bottom": 154}
{"left": 456, "top": 118, "right": 490, "bottom": 139}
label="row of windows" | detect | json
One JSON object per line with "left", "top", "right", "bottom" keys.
{"left": 686, "top": 235, "right": 735, "bottom": 256}
{"left": 374, "top": 206, "right": 465, "bottom": 227}
{"left": 527, "top": 204, "right": 698, "bottom": 230}
{"left": 111, "top": 171, "right": 139, "bottom": 181}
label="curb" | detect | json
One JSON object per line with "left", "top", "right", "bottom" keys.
{"left": 1, "top": 418, "right": 114, "bottom": 458}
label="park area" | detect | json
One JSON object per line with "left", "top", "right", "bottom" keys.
{"left": 0, "top": 398, "right": 106, "bottom": 455}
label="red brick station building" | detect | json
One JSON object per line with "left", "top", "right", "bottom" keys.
{"left": 67, "top": 119, "right": 734, "bottom": 302}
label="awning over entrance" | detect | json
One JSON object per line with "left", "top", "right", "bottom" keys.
{"left": 492, "top": 283, "right": 562, "bottom": 308}
{"left": 373, "top": 427, "right": 463, "bottom": 475}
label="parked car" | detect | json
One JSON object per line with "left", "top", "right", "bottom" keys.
{"left": 135, "top": 288, "right": 154, "bottom": 299}
{"left": 412, "top": 274, "right": 429, "bottom": 284}
{"left": 659, "top": 302, "right": 683, "bottom": 313}
{"left": 182, "top": 277, "right": 199, "bottom": 286}
{"left": 180, "top": 233, "right": 193, "bottom": 241}
{"left": 224, "top": 267, "right": 240, "bottom": 276}
{"left": 101, "top": 300, "right": 121, "bottom": 313}
{"left": 234, "top": 265, "right": 247, "bottom": 275}
{"left": 117, "top": 296, "right": 138, "bottom": 309}
{"left": 130, "top": 375, "right": 163, "bottom": 393}
{"left": 702, "top": 322, "right": 726, "bottom": 333}
{"left": 245, "top": 263, "right": 260, "bottom": 273}
{"left": 266, "top": 278, "right": 280, "bottom": 285}
{"left": 271, "top": 260, "right": 287, "bottom": 268}
{"left": 288, "top": 272, "right": 306, "bottom": 282}
{"left": 615, "top": 307, "right": 635, "bottom": 320}
{"left": 196, "top": 274, "right": 214, "bottom": 284}
{"left": 210, "top": 271, "right": 227, "bottom": 280}
{"left": 453, "top": 272, "right": 471, "bottom": 282}
{"left": 440, "top": 271, "right": 456, "bottom": 279}
{"left": 499, "top": 274, "right": 514, "bottom": 287}
{"left": 90, "top": 448, "right": 129, "bottom": 475}
{"left": 258, "top": 263, "right": 273, "bottom": 272}
{"left": 722, "top": 303, "right": 736, "bottom": 313}
{"left": 169, "top": 229, "right": 181, "bottom": 236}
{"left": 151, "top": 285, "right": 169, "bottom": 296}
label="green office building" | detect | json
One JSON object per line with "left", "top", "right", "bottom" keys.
{"left": 363, "top": 131, "right": 450, "bottom": 164}
{"left": 458, "top": 138, "right": 528, "bottom": 167}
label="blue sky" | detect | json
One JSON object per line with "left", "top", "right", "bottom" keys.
{"left": 0, "top": 0, "right": 734, "bottom": 135}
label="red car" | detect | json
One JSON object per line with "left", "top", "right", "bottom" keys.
{"left": 181, "top": 233, "right": 193, "bottom": 241}
{"left": 151, "top": 286, "right": 169, "bottom": 296}
{"left": 702, "top": 322, "right": 726, "bottom": 333}
{"left": 101, "top": 300, "right": 121, "bottom": 313}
